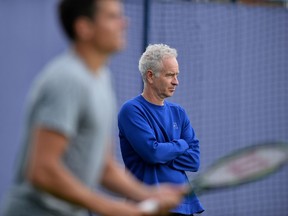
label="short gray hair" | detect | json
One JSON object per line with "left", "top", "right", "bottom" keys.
{"left": 138, "top": 44, "right": 178, "bottom": 82}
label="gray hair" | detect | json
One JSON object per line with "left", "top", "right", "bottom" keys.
{"left": 138, "top": 44, "right": 178, "bottom": 83}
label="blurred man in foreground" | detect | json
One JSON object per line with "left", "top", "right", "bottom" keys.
{"left": 1, "top": 1, "right": 185, "bottom": 216}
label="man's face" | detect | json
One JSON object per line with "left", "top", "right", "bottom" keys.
{"left": 88, "top": 0, "right": 127, "bottom": 53}
{"left": 151, "top": 57, "right": 179, "bottom": 100}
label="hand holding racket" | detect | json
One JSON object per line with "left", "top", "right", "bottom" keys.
{"left": 138, "top": 141, "right": 288, "bottom": 214}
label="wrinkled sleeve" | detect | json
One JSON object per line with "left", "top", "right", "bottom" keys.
{"left": 118, "top": 103, "right": 189, "bottom": 164}
{"left": 166, "top": 109, "right": 200, "bottom": 172}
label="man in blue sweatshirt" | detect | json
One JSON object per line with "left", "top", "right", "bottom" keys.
{"left": 118, "top": 44, "right": 204, "bottom": 216}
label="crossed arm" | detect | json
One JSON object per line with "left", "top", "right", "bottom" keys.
{"left": 118, "top": 106, "right": 200, "bottom": 172}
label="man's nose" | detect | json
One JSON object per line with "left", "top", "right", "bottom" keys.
{"left": 172, "top": 76, "right": 179, "bottom": 86}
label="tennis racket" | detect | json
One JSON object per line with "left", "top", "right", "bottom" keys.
{"left": 138, "top": 141, "right": 288, "bottom": 213}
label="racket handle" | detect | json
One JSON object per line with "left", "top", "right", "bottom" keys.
{"left": 138, "top": 198, "right": 160, "bottom": 214}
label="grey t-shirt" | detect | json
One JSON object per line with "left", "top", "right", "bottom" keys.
{"left": 2, "top": 50, "right": 116, "bottom": 216}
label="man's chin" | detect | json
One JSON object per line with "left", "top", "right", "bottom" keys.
{"left": 103, "top": 40, "right": 126, "bottom": 54}
{"left": 165, "top": 92, "right": 174, "bottom": 98}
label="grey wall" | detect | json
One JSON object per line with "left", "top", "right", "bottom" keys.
{"left": 0, "top": 1, "right": 287, "bottom": 216}
{"left": 148, "top": 2, "right": 288, "bottom": 215}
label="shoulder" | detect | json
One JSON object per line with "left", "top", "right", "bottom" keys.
{"left": 165, "top": 101, "right": 186, "bottom": 113}
{"left": 118, "top": 96, "right": 144, "bottom": 117}
{"left": 33, "top": 52, "right": 90, "bottom": 94}
{"left": 165, "top": 101, "right": 190, "bottom": 122}
{"left": 26, "top": 52, "right": 93, "bottom": 109}
{"left": 120, "top": 96, "right": 143, "bottom": 110}
{"left": 45, "top": 51, "right": 87, "bottom": 82}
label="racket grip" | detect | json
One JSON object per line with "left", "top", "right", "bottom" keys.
{"left": 138, "top": 198, "right": 160, "bottom": 214}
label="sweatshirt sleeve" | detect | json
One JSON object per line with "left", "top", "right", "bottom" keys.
{"left": 166, "top": 109, "right": 200, "bottom": 172}
{"left": 118, "top": 103, "right": 189, "bottom": 164}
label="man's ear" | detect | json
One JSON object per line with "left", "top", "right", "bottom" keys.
{"left": 74, "top": 17, "right": 93, "bottom": 41}
{"left": 146, "top": 70, "right": 154, "bottom": 84}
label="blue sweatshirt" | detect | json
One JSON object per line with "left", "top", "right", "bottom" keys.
{"left": 118, "top": 95, "right": 204, "bottom": 215}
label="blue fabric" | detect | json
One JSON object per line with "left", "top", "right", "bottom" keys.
{"left": 118, "top": 95, "right": 204, "bottom": 215}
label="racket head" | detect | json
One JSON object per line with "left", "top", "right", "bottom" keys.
{"left": 190, "top": 141, "right": 288, "bottom": 195}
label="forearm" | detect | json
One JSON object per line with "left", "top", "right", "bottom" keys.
{"left": 100, "top": 158, "right": 151, "bottom": 201}
{"left": 28, "top": 158, "right": 130, "bottom": 215}
{"left": 167, "top": 148, "right": 200, "bottom": 172}
{"left": 125, "top": 138, "right": 189, "bottom": 164}
{"left": 166, "top": 137, "right": 200, "bottom": 172}
{"left": 27, "top": 128, "right": 140, "bottom": 216}
{"left": 100, "top": 158, "right": 188, "bottom": 213}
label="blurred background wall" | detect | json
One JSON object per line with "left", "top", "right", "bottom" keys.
{"left": 0, "top": 0, "right": 287, "bottom": 215}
